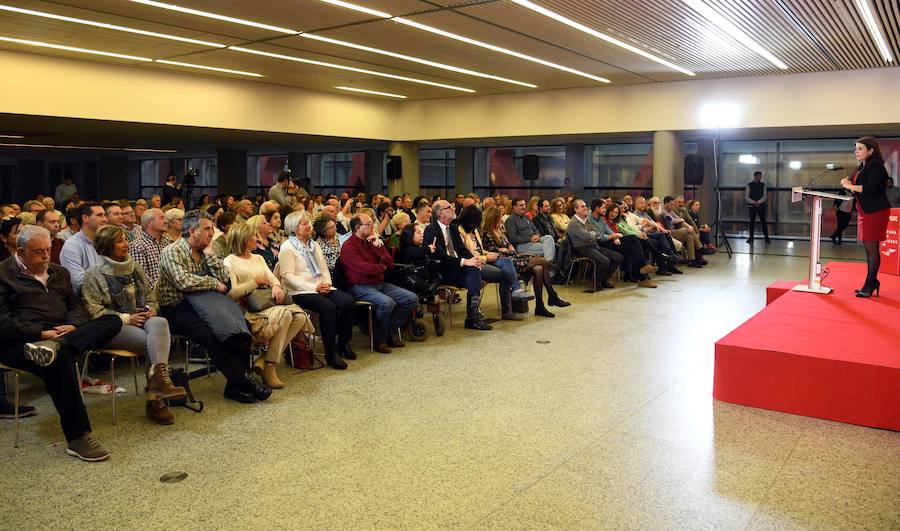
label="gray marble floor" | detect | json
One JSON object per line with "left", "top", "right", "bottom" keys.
{"left": 1, "top": 250, "right": 897, "bottom": 530}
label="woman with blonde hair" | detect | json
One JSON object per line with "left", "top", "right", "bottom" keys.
{"left": 526, "top": 196, "right": 540, "bottom": 220}
{"left": 482, "top": 206, "right": 570, "bottom": 317}
{"left": 549, "top": 198, "right": 570, "bottom": 240}
{"left": 224, "top": 223, "right": 312, "bottom": 388}
{"left": 161, "top": 208, "right": 183, "bottom": 246}
{"left": 279, "top": 212, "right": 356, "bottom": 370}
{"left": 246, "top": 214, "right": 280, "bottom": 271}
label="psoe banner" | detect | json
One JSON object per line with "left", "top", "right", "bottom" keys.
{"left": 879, "top": 208, "right": 900, "bottom": 276}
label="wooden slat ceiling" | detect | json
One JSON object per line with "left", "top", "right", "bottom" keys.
{"left": 0, "top": 0, "right": 897, "bottom": 100}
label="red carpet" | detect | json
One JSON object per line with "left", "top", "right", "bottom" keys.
{"left": 714, "top": 262, "right": 900, "bottom": 431}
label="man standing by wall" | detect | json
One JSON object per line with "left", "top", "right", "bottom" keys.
{"left": 745, "top": 171, "right": 771, "bottom": 244}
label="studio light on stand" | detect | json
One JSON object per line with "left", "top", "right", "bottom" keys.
{"left": 698, "top": 102, "right": 742, "bottom": 259}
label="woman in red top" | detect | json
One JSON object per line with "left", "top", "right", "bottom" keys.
{"left": 840, "top": 136, "right": 891, "bottom": 298}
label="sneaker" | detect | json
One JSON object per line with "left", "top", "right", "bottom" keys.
{"left": 0, "top": 402, "right": 36, "bottom": 419}
{"left": 81, "top": 376, "right": 125, "bottom": 395}
{"left": 66, "top": 433, "right": 110, "bottom": 462}
{"left": 511, "top": 288, "right": 535, "bottom": 301}
{"left": 23, "top": 340, "right": 60, "bottom": 367}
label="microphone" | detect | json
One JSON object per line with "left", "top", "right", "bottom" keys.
{"left": 805, "top": 166, "right": 843, "bottom": 189}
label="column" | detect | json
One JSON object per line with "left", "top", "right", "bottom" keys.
{"left": 386, "top": 142, "right": 420, "bottom": 197}
{"left": 565, "top": 144, "right": 586, "bottom": 198}
{"left": 217, "top": 149, "right": 247, "bottom": 197}
{"left": 696, "top": 137, "right": 717, "bottom": 226}
{"left": 363, "top": 150, "right": 385, "bottom": 195}
{"left": 454, "top": 147, "right": 474, "bottom": 196}
{"left": 653, "top": 131, "right": 684, "bottom": 199}
{"left": 99, "top": 156, "right": 130, "bottom": 199}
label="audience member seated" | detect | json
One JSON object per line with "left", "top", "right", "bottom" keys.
{"left": 280, "top": 212, "right": 356, "bottom": 370}
{"left": 212, "top": 211, "right": 237, "bottom": 258}
{"left": 57, "top": 207, "right": 79, "bottom": 242}
{"left": 224, "top": 223, "right": 310, "bottom": 389}
{"left": 423, "top": 201, "right": 494, "bottom": 330}
{"left": 35, "top": 209, "right": 65, "bottom": 264}
{"left": 532, "top": 199, "right": 558, "bottom": 243}
{"left": 661, "top": 196, "right": 705, "bottom": 268}
{"left": 388, "top": 211, "right": 410, "bottom": 250}
{"left": 246, "top": 215, "right": 280, "bottom": 271}
{"left": 674, "top": 196, "right": 710, "bottom": 255}
{"left": 340, "top": 213, "right": 418, "bottom": 353}
{"left": 482, "top": 206, "right": 570, "bottom": 317}
{"left": 259, "top": 201, "right": 286, "bottom": 245}
{"left": 549, "top": 198, "right": 571, "bottom": 240}
{"left": 129, "top": 208, "right": 167, "bottom": 290}
{"left": 615, "top": 200, "right": 679, "bottom": 276}
{"left": 415, "top": 203, "right": 432, "bottom": 232}
{"left": 457, "top": 205, "right": 531, "bottom": 319}
{"left": 313, "top": 215, "right": 341, "bottom": 278}
{"left": 602, "top": 204, "right": 657, "bottom": 288}
{"left": 81, "top": 225, "right": 186, "bottom": 425}
{"left": 120, "top": 201, "right": 142, "bottom": 243}
{"left": 568, "top": 200, "right": 622, "bottom": 290}
{"left": 60, "top": 202, "right": 107, "bottom": 293}
{"left": 0, "top": 217, "right": 21, "bottom": 261}
{"left": 0, "top": 225, "right": 122, "bottom": 461}
{"left": 504, "top": 197, "right": 557, "bottom": 265}
{"left": 686, "top": 199, "right": 715, "bottom": 251}
{"left": 234, "top": 198, "right": 254, "bottom": 223}
{"left": 157, "top": 210, "right": 271, "bottom": 404}
{"left": 161, "top": 208, "right": 184, "bottom": 247}
{"left": 629, "top": 196, "right": 680, "bottom": 267}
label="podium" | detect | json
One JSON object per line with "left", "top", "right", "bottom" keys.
{"left": 790, "top": 187, "right": 847, "bottom": 294}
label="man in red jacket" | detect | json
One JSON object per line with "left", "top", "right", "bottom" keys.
{"left": 340, "top": 213, "right": 417, "bottom": 353}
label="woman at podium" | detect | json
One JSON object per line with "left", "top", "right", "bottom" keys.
{"left": 841, "top": 136, "right": 890, "bottom": 298}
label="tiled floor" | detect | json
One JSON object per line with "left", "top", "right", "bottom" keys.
{"left": 1, "top": 246, "right": 897, "bottom": 530}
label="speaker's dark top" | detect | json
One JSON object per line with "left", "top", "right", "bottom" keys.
{"left": 852, "top": 157, "right": 890, "bottom": 214}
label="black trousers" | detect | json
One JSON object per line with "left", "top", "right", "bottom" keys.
{"left": 602, "top": 235, "right": 646, "bottom": 280}
{"left": 576, "top": 245, "right": 624, "bottom": 282}
{"left": 748, "top": 205, "right": 770, "bottom": 240}
{"left": 292, "top": 289, "right": 355, "bottom": 356}
{"left": 0, "top": 314, "right": 122, "bottom": 442}
{"left": 160, "top": 301, "right": 250, "bottom": 383}
{"left": 439, "top": 265, "right": 483, "bottom": 306}
{"left": 833, "top": 210, "right": 852, "bottom": 240}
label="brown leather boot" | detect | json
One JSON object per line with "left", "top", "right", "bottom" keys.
{"left": 146, "top": 400, "right": 175, "bottom": 425}
{"left": 262, "top": 361, "right": 285, "bottom": 389}
{"left": 146, "top": 363, "right": 186, "bottom": 400}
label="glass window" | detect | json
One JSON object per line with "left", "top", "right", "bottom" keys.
{"left": 587, "top": 143, "right": 653, "bottom": 199}
{"left": 419, "top": 148, "right": 455, "bottom": 198}
{"left": 306, "top": 152, "right": 366, "bottom": 196}
{"left": 473, "top": 146, "right": 565, "bottom": 197}
{"left": 247, "top": 155, "right": 288, "bottom": 197}
{"left": 139, "top": 159, "right": 170, "bottom": 199}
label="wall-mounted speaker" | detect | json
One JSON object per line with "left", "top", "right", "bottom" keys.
{"left": 386, "top": 155, "right": 402, "bottom": 180}
{"left": 523, "top": 154, "right": 540, "bottom": 181}
{"left": 684, "top": 154, "right": 705, "bottom": 186}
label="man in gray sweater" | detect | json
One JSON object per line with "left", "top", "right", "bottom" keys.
{"left": 504, "top": 197, "right": 556, "bottom": 262}
{"left": 567, "top": 200, "right": 621, "bottom": 290}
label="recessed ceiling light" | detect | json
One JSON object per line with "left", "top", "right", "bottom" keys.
{"left": 0, "top": 35, "right": 152, "bottom": 61}
{"left": 509, "top": 0, "right": 695, "bottom": 76}
{"left": 302, "top": 33, "right": 537, "bottom": 88}
{"left": 0, "top": 4, "right": 226, "bottom": 48}
{"left": 155, "top": 59, "right": 263, "bottom": 77}
{"left": 392, "top": 17, "right": 611, "bottom": 83}
{"left": 129, "top": 0, "right": 298, "bottom": 34}
{"left": 853, "top": 0, "right": 894, "bottom": 62}
{"left": 317, "top": 0, "right": 610, "bottom": 83}
{"left": 319, "top": 0, "right": 390, "bottom": 19}
{"left": 336, "top": 86, "right": 407, "bottom": 99}
{"left": 0, "top": 142, "right": 176, "bottom": 152}
{"left": 229, "top": 46, "right": 475, "bottom": 92}
{"left": 0, "top": 134, "right": 25, "bottom": 139}
{"left": 684, "top": 0, "right": 788, "bottom": 70}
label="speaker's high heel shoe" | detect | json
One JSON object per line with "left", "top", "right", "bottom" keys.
{"left": 856, "top": 280, "right": 880, "bottom": 298}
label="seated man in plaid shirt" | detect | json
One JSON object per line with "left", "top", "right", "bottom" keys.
{"left": 156, "top": 210, "right": 271, "bottom": 404}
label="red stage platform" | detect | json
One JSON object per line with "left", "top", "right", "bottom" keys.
{"left": 714, "top": 262, "right": 900, "bottom": 431}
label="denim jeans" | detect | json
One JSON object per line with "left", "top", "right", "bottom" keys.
{"left": 349, "top": 283, "right": 418, "bottom": 344}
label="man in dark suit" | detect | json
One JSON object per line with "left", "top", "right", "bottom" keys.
{"left": 423, "top": 200, "right": 492, "bottom": 330}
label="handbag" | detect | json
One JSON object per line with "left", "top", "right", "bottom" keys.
{"left": 246, "top": 287, "right": 276, "bottom": 312}
{"left": 286, "top": 334, "right": 322, "bottom": 371}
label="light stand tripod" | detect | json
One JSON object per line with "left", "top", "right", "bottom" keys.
{"left": 712, "top": 131, "right": 734, "bottom": 259}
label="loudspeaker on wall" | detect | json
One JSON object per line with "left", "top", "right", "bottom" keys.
{"left": 684, "top": 154, "right": 705, "bottom": 185}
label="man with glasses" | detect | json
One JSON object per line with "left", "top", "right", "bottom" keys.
{"left": 340, "top": 213, "right": 418, "bottom": 353}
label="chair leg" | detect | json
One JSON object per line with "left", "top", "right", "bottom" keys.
{"left": 131, "top": 357, "right": 139, "bottom": 396}
{"left": 111, "top": 356, "right": 118, "bottom": 426}
{"left": 13, "top": 370, "right": 20, "bottom": 448}
{"left": 367, "top": 306, "right": 374, "bottom": 354}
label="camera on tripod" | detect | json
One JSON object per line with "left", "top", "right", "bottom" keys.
{"left": 183, "top": 167, "right": 199, "bottom": 186}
